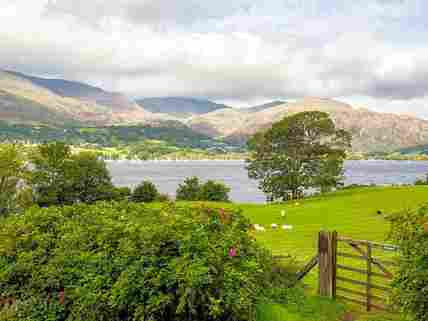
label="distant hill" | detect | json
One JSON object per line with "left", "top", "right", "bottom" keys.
{"left": 5, "top": 70, "right": 139, "bottom": 112}
{"left": 3, "top": 69, "right": 428, "bottom": 154}
{"left": 399, "top": 144, "right": 428, "bottom": 155}
{"left": 242, "top": 100, "right": 286, "bottom": 113}
{"left": 0, "top": 70, "right": 114, "bottom": 125}
{"left": 188, "top": 97, "right": 428, "bottom": 153}
{"left": 0, "top": 69, "right": 176, "bottom": 126}
{"left": 0, "top": 120, "right": 227, "bottom": 149}
{"left": 136, "top": 97, "right": 231, "bottom": 118}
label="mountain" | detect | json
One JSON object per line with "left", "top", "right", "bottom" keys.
{"left": 136, "top": 97, "right": 231, "bottom": 118}
{"left": 242, "top": 100, "right": 286, "bottom": 113}
{"left": 3, "top": 69, "right": 428, "bottom": 154}
{"left": 0, "top": 70, "right": 180, "bottom": 126}
{"left": 188, "top": 97, "right": 428, "bottom": 153}
{"left": 0, "top": 70, "right": 114, "bottom": 125}
{"left": 5, "top": 70, "right": 141, "bottom": 112}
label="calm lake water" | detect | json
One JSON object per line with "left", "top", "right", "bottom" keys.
{"left": 107, "top": 160, "right": 428, "bottom": 203}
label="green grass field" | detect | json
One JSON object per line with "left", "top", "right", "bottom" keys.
{"left": 198, "top": 186, "right": 428, "bottom": 261}
{"left": 177, "top": 186, "right": 428, "bottom": 321}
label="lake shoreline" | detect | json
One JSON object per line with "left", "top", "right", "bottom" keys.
{"left": 107, "top": 160, "right": 428, "bottom": 203}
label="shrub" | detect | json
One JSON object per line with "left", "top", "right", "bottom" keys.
{"left": 110, "top": 186, "right": 132, "bottom": 201}
{"left": 0, "top": 202, "right": 275, "bottom": 321}
{"left": 132, "top": 181, "right": 159, "bottom": 203}
{"left": 176, "top": 177, "right": 231, "bottom": 202}
{"left": 176, "top": 176, "right": 201, "bottom": 201}
{"left": 389, "top": 205, "right": 428, "bottom": 321}
{"left": 200, "top": 180, "right": 231, "bottom": 202}
{"left": 415, "top": 174, "right": 428, "bottom": 185}
{"left": 157, "top": 193, "right": 171, "bottom": 202}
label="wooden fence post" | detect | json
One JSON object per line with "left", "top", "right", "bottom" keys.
{"left": 366, "top": 242, "right": 372, "bottom": 311}
{"left": 318, "top": 231, "right": 337, "bottom": 298}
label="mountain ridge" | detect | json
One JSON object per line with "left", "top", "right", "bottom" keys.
{"left": 1, "top": 69, "right": 428, "bottom": 153}
{"left": 188, "top": 97, "right": 428, "bottom": 153}
{"left": 136, "top": 97, "right": 231, "bottom": 118}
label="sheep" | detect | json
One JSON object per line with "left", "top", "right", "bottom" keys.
{"left": 253, "top": 224, "right": 266, "bottom": 232}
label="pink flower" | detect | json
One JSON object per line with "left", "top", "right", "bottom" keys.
{"left": 219, "top": 208, "right": 230, "bottom": 224}
{"left": 59, "top": 289, "right": 65, "bottom": 305}
{"left": 228, "top": 247, "right": 237, "bottom": 257}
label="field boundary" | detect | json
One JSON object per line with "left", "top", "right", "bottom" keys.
{"left": 297, "top": 231, "right": 399, "bottom": 312}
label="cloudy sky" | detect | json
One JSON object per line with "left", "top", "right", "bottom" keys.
{"left": 1, "top": 0, "right": 428, "bottom": 117}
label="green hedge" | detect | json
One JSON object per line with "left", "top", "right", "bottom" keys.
{"left": 0, "top": 202, "right": 275, "bottom": 321}
{"left": 389, "top": 205, "right": 428, "bottom": 321}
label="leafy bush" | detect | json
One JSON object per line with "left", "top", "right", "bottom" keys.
{"left": 176, "top": 176, "right": 202, "bottom": 201}
{"left": 389, "top": 205, "right": 428, "bottom": 321}
{"left": 415, "top": 174, "right": 428, "bottom": 185}
{"left": 157, "top": 193, "right": 171, "bottom": 202}
{"left": 0, "top": 202, "right": 275, "bottom": 321}
{"left": 110, "top": 186, "right": 132, "bottom": 201}
{"left": 200, "top": 180, "right": 231, "bottom": 202}
{"left": 176, "top": 177, "right": 231, "bottom": 202}
{"left": 132, "top": 181, "right": 159, "bottom": 203}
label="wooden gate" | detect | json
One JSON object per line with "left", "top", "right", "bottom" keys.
{"left": 317, "top": 231, "right": 399, "bottom": 312}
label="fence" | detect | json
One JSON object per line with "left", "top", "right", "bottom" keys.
{"left": 297, "top": 231, "right": 399, "bottom": 312}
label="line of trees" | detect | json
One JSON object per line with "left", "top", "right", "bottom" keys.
{"left": 0, "top": 142, "right": 232, "bottom": 216}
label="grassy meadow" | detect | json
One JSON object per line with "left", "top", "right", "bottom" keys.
{"left": 187, "top": 186, "right": 428, "bottom": 261}
{"left": 170, "top": 186, "right": 428, "bottom": 321}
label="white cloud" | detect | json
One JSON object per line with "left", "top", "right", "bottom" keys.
{"left": 0, "top": 0, "right": 427, "bottom": 116}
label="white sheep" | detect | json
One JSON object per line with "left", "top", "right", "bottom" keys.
{"left": 282, "top": 225, "right": 293, "bottom": 230}
{"left": 271, "top": 224, "right": 278, "bottom": 229}
{"left": 253, "top": 224, "right": 266, "bottom": 232}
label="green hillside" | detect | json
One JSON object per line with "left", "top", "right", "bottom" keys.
{"left": 0, "top": 90, "right": 83, "bottom": 126}
{"left": 197, "top": 186, "right": 428, "bottom": 261}
{"left": 0, "top": 121, "right": 236, "bottom": 150}
{"left": 161, "top": 186, "right": 428, "bottom": 320}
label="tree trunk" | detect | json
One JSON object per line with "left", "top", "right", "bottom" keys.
{"left": 292, "top": 189, "right": 299, "bottom": 200}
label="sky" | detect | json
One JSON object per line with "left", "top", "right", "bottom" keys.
{"left": 1, "top": 0, "right": 428, "bottom": 117}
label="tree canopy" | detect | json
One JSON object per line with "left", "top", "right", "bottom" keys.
{"left": 0, "top": 144, "right": 30, "bottom": 216}
{"left": 246, "top": 111, "right": 351, "bottom": 201}
{"left": 30, "top": 142, "right": 115, "bottom": 206}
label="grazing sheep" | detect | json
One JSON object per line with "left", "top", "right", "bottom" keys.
{"left": 282, "top": 225, "right": 293, "bottom": 230}
{"left": 271, "top": 224, "right": 278, "bottom": 229}
{"left": 253, "top": 224, "right": 266, "bottom": 232}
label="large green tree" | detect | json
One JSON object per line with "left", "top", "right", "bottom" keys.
{"left": 30, "top": 143, "right": 115, "bottom": 206}
{"left": 64, "top": 152, "right": 115, "bottom": 204}
{"left": 30, "top": 142, "right": 73, "bottom": 206}
{"left": 246, "top": 111, "right": 351, "bottom": 201}
{"left": 0, "top": 144, "right": 30, "bottom": 215}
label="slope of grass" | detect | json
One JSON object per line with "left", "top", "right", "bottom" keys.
{"left": 198, "top": 186, "right": 428, "bottom": 260}
{"left": 176, "top": 186, "right": 427, "bottom": 321}
{"left": 256, "top": 296, "right": 346, "bottom": 321}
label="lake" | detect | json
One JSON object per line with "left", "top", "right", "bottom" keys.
{"left": 107, "top": 160, "right": 428, "bottom": 203}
